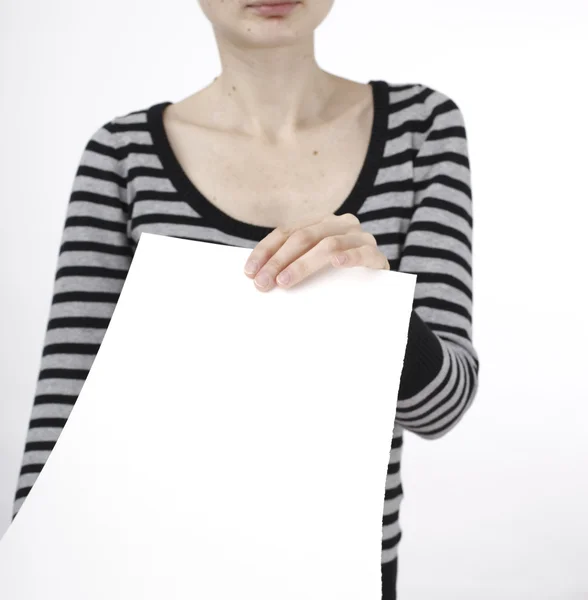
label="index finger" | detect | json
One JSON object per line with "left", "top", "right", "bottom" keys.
{"left": 243, "top": 227, "right": 289, "bottom": 277}
{"left": 243, "top": 215, "right": 323, "bottom": 278}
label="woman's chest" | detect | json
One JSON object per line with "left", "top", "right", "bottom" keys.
{"left": 128, "top": 106, "right": 415, "bottom": 263}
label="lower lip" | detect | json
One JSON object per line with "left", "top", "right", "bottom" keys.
{"left": 246, "top": 2, "right": 300, "bottom": 17}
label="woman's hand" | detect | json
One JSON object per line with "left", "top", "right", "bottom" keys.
{"left": 243, "top": 213, "right": 390, "bottom": 292}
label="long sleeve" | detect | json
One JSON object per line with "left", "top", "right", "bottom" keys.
{"left": 13, "top": 121, "right": 132, "bottom": 518}
{"left": 395, "top": 88, "right": 480, "bottom": 439}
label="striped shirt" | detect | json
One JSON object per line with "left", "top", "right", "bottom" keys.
{"left": 13, "top": 79, "right": 479, "bottom": 597}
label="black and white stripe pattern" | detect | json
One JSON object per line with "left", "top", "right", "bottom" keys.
{"left": 13, "top": 81, "right": 479, "bottom": 575}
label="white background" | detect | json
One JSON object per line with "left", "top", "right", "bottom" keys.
{"left": 1, "top": 1, "right": 587, "bottom": 598}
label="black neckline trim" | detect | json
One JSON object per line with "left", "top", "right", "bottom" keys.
{"left": 146, "top": 79, "right": 390, "bottom": 241}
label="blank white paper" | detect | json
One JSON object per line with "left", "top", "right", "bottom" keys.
{"left": 0, "top": 232, "right": 416, "bottom": 599}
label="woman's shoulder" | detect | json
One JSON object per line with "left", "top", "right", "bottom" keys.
{"left": 81, "top": 100, "right": 170, "bottom": 158}
{"left": 383, "top": 79, "right": 468, "bottom": 144}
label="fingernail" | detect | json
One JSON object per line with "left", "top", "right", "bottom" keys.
{"left": 255, "top": 272, "right": 270, "bottom": 289}
{"left": 276, "top": 270, "right": 290, "bottom": 286}
{"left": 244, "top": 259, "right": 259, "bottom": 275}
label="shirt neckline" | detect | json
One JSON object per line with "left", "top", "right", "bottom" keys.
{"left": 146, "top": 79, "right": 390, "bottom": 241}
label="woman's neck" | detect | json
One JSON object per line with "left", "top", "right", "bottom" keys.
{"left": 205, "top": 33, "right": 344, "bottom": 140}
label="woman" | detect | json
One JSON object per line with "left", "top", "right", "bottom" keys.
{"left": 13, "top": 0, "right": 480, "bottom": 597}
